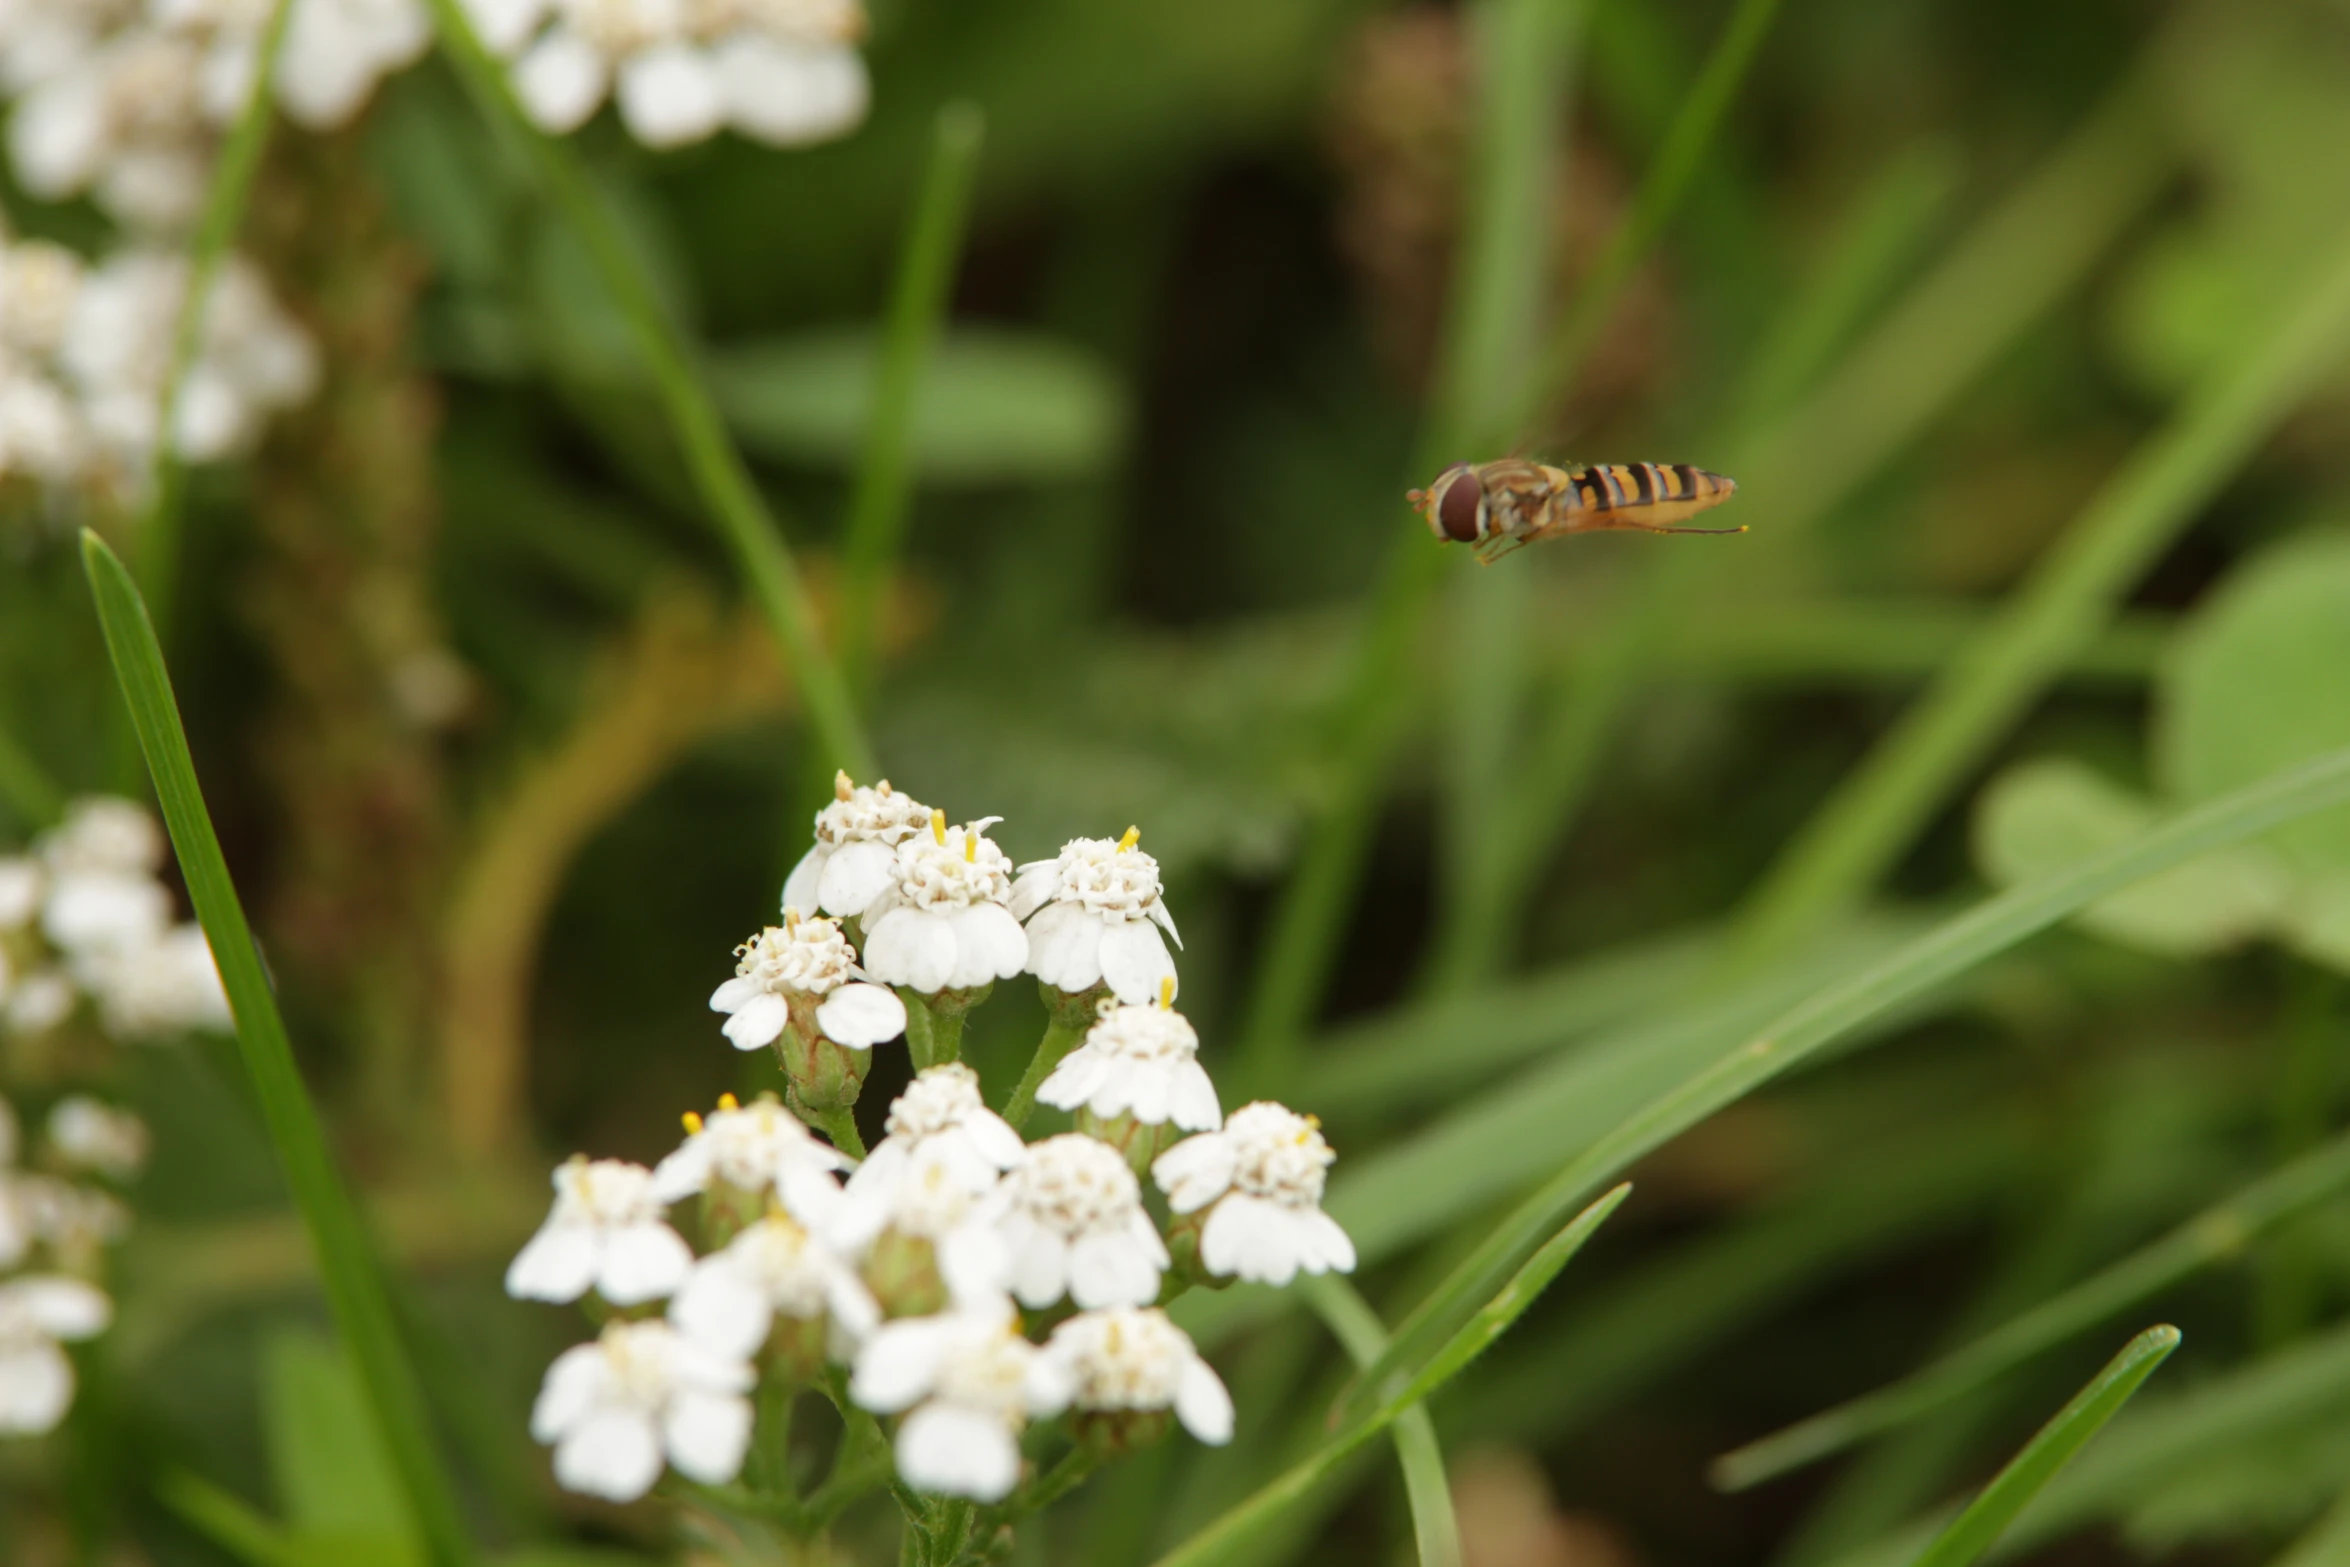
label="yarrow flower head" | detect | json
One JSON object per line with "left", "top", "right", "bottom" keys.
{"left": 1044, "top": 1307, "right": 1233, "bottom": 1449}
{"left": 782, "top": 772, "right": 934, "bottom": 920}
{"left": 668, "top": 1211, "right": 879, "bottom": 1379}
{"left": 45, "top": 1096, "right": 148, "bottom": 1180}
{"left": 0, "top": 1275, "right": 111, "bottom": 1435}
{"left": 1039, "top": 985, "right": 1220, "bottom": 1135}
{"left": 651, "top": 1093, "right": 851, "bottom": 1231}
{"left": 710, "top": 913, "right": 905, "bottom": 1052}
{"left": 847, "top": 1063, "right": 1023, "bottom": 1207}
{"left": 859, "top": 812, "right": 1028, "bottom": 995}
{"left": 850, "top": 1304, "right": 1072, "bottom": 1502}
{"left": 1153, "top": 1103, "right": 1356, "bottom": 1287}
{"left": 530, "top": 1318, "right": 754, "bottom": 1502}
{"left": 1011, "top": 828, "right": 1183, "bottom": 1005}
{"left": 506, "top": 1156, "right": 693, "bottom": 1306}
{"left": 997, "top": 1133, "right": 1168, "bottom": 1311}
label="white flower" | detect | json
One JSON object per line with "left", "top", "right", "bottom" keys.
{"left": 669, "top": 1211, "right": 879, "bottom": 1360}
{"left": 1043, "top": 1307, "right": 1232, "bottom": 1445}
{"left": 81, "top": 924, "right": 233, "bottom": 1038}
{"left": 0, "top": 1276, "right": 111, "bottom": 1435}
{"left": 1153, "top": 1103, "right": 1355, "bottom": 1287}
{"left": 506, "top": 1157, "right": 693, "bottom": 1306}
{"left": 0, "top": 1173, "right": 128, "bottom": 1270}
{"left": 1038, "top": 992, "right": 1220, "bottom": 1132}
{"left": 708, "top": 914, "right": 905, "bottom": 1051}
{"left": 45, "top": 1097, "right": 148, "bottom": 1180}
{"left": 0, "top": 858, "right": 43, "bottom": 929}
{"left": 1010, "top": 829, "right": 1182, "bottom": 1005}
{"left": 275, "top": 0, "right": 432, "bottom": 131}
{"left": 530, "top": 1319, "right": 754, "bottom": 1502}
{"left": 780, "top": 772, "right": 933, "bottom": 920}
{"left": 40, "top": 870, "right": 170, "bottom": 957}
{"left": 849, "top": 1306, "right": 1071, "bottom": 1502}
{"left": 997, "top": 1134, "right": 1167, "bottom": 1310}
{"left": 649, "top": 1093, "right": 850, "bottom": 1224}
{"left": 845, "top": 1063, "right": 1023, "bottom": 1209}
{"left": 5, "top": 972, "right": 77, "bottom": 1036}
{"left": 859, "top": 813, "right": 1028, "bottom": 995}
{"left": 832, "top": 1140, "right": 1013, "bottom": 1311}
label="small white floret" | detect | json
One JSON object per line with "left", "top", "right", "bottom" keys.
{"left": 530, "top": 1319, "right": 755, "bottom": 1502}
{"left": 0, "top": 1275, "right": 111, "bottom": 1435}
{"left": 996, "top": 1134, "right": 1167, "bottom": 1310}
{"left": 506, "top": 1157, "right": 693, "bottom": 1306}
{"left": 1152, "top": 1102, "right": 1356, "bottom": 1287}
{"left": 1044, "top": 1306, "right": 1232, "bottom": 1444}
{"left": 849, "top": 1306, "right": 1071, "bottom": 1501}
{"left": 1038, "top": 991, "right": 1219, "bottom": 1131}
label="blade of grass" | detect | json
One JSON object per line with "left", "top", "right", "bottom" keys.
{"left": 1150, "top": 1187, "right": 1628, "bottom": 1567}
{"left": 1305, "top": 1278, "right": 1462, "bottom": 1567}
{"left": 2271, "top": 1484, "right": 2350, "bottom": 1567}
{"left": 135, "top": 0, "right": 295, "bottom": 642}
{"left": 1324, "top": 741, "right": 2350, "bottom": 1428}
{"left": 1904, "top": 1326, "right": 2179, "bottom": 1567}
{"left": 0, "top": 718, "right": 66, "bottom": 829}
{"left": 418, "top": 0, "right": 874, "bottom": 781}
{"left": 82, "top": 533, "right": 472, "bottom": 1567}
{"left": 1724, "top": 223, "right": 2350, "bottom": 972}
{"left": 157, "top": 1470, "right": 295, "bottom": 1567}
{"left": 1233, "top": 0, "right": 1581, "bottom": 1091}
{"left": 1714, "top": 1119, "right": 2350, "bottom": 1489}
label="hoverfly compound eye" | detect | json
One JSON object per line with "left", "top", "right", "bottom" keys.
{"left": 1436, "top": 466, "right": 1483, "bottom": 543}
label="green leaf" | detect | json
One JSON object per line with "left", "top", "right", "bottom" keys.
{"left": 1904, "top": 1326, "right": 2180, "bottom": 1567}
{"left": 80, "top": 534, "right": 473, "bottom": 1567}
{"left": 1305, "top": 1278, "right": 1463, "bottom": 1567}
{"left": 710, "top": 326, "right": 1128, "bottom": 484}
{"left": 1713, "top": 1119, "right": 2350, "bottom": 1490}
{"left": 1974, "top": 757, "right": 2293, "bottom": 954}
{"left": 265, "top": 1331, "right": 423, "bottom": 1556}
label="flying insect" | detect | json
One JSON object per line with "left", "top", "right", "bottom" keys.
{"left": 1410, "top": 458, "right": 1742, "bottom": 563}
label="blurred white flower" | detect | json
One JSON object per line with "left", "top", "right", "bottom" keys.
{"left": 1152, "top": 1103, "right": 1355, "bottom": 1287}
{"left": 996, "top": 1133, "right": 1166, "bottom": 1310}
{"left": 4, "top": 972, "right": 75, "bottom": 1037}
{"left": 40, "top": 870, "right": 170, "bottom": 957}
{"left": 0, "top": 1275, "right": 111, "bottom": 1435}
{"left": 5, "top": 26, "right": 215, "bottom": 229}
{"left": 708, "top": 913, "right": 904, "bottom": 1052}
{"left": 81, "top": 924, "right": 234, "bottom": 1038}
{"left": 1037, "top": 991, "right": 1220, "bottom": 1133}
{"left": 530, "top": 1319, "right": 754, "bottom": 1502}
{"left": 46, "top": 1096, "right": 149, "bottom": 1180}
{"left": 649, "top": 1092, "right": 850, "bottom": 1224}
{"left": 781, "top": 772, "right": 933, "bottom": 920}
{"left": 846, "top": 1063, "right": 1022, "bottom": 1210}
{"left": 39, "top": 797, "right": 164, "bottom": 878}
{"left": 0, "top": 1173, "right": 128, "bottom": 1274}
{"left": 1011, "top": 829, "right": 1182, "bottom": 1004}
{"left": 276, "top": 0, "right": 432, "bottom": 131}
{"left": 1044, "top": 1307, "right": 1232, "bottom": 1445}
{"left": 506, "top": 1157, "right": 693, "bottom": 1306}
{"left": 859, "top": 814, "right": 1028, "bottom": 995}
{"left": 850, "top": 1305, "right": 1071, "bottom": 1502}
{"left": 0, "top": 858, "right": 42, "bottom": 929}
{"left": 669, "top": 1211, "right": 878, "bottom": 1361}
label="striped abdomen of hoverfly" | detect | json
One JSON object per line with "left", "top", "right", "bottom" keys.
{"left": 1408, "top": 458, "right": 1741, "bottom": 562}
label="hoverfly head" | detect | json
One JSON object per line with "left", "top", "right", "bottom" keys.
{"left": 1410, "top": 463, "right": 1485, "bottom": 544}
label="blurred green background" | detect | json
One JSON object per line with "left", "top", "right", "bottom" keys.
{"left": 11, "top": 0, "right": 2350, "bottom": 1562}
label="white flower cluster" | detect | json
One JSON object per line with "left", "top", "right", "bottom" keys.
{"left": 511, "top": 780, "right": 1357, "bottom": 1511}
{"left": 0, "top": 230, "right": 318, "bottom": 503}
{"left": 472, "top": 0, "right": 871, "bottom": 151}
{"left": 0, "top": 1091, "right": 139, "bottom": 1435}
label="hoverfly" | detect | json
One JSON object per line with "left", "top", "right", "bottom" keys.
{"left": 1409, "top": 458, "right": 1742, "bottom": 563}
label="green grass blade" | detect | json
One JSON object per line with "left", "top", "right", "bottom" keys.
{"left": 1714, "top": 1121, "right": 2350, "bottom": 1489}
{"left": 1322, "top": 741, "right": 2350, "bottom": 1428}
{"left": 418, "top": 0, "right": 874, "bottom": 781}
{"left": 135, "top": 0, "right": 295, "bottom": 641}
{"left": 2269, "top": 1484, "right": 2350, "bottom": 1567}
{"left": 1305, "top": 1278, "right": 1462, "bottom": 1567}
{"left": 158, "top": 1470, "right": 296, "bottom": 1567}
{"left": 1903, "top": 1326, "right": 2179, "bottom": 1567}
{"left": 1151, "top": 1187, "right": 1626, "bottom": 1567}
{"left": 81, "top": 534, "right": 473, "bottom": 1567}
{"left": 0, "top": 717, "right": 66, "bottom": 829}
{"left": 835, "top": 101, "right": 986, "bottom": 699}
{"left": 1725, "top": 223, "right": 2350, "bottom": 970}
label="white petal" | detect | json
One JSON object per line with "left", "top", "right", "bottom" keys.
{"left": 717, "top": 36, "right": 869, "bottom": 147}
{"left": 1006, "top": 1219, "right": 1071, "bottom": 1309}
{"left": 710, "top": 975, "right": 761, "bottom": 1011}
{"left": 722, "top": 991, "right": 790, "bottom": 1051}
{"left": 817, "top": 842, "right": 896, "bottom": 917}
{"left": 505, "top": 1220, "right": 599, "bottom": 1302}
{"left": 1151, "top": 900, "right": 1184, "bottom": 949}
{"left": 1302, "top": 1209, "right": 1357, "bottom": 1274}
{"left": 650, "top": 1139, "right": 713, "bottom": 1202}
{"left": 663, "top": 1390, "right": 753, "bottom": 1483}
{"left": 1123, "top": 1064, "right": 1173, "bottom": 1126}
{"left": 851, "top": 1318, "right": 953, "bottom": 1413}
{"left": 4, "top": 1278, "right": 110, "bottom": 1340}
{"left": 1068, "top": 1232, "right": 1160, "bottom": 1309}
{"left": 1175, "top": 1357, "right": 1234, "bottom": 1444}
{"left": 514, "top": 29, "right": 608, "bottom": 135}
{"left": 1201, "top": 1194, "right": 1296, "bottom": 1286}
{"left": 1096, "top": 920, "right": 1176, "bottom": 1007}
{"left": 823, "top": 1267, "right": 883, "bottom": 1341}
{"left": 617, "top": 42, "right": 725, "bottom": 149}
{"left": 781, "top": 844, "right": 827, "bottom": 918}
{"left": 463, "top": 0, "right": 555, "bottom": 56}
{"left": 8, "top": 76, "right": 106, "bottom": 199}
{"left": 937, "top": 1222, "right": 1013, "bottom": 1309}
{"left": 1151, "top": 1135, "right": 1236, "bottom": 1214}
{"left": 0, "top": 1342, "right": 73, "bottom": 1434}
{"left": 959, "top": 1109, "right": 1026, "bottom": 1171}
{"left": 668, "top": 1333, "right": 758, "bottom": 1395}
{"left": 896, "top": 1402, "right": 1020, "bottom": 1501}
{"left": 1024, "top": 1349, "right": 1074, "bottom": 1417}
{"left": 529, "top": 1343, "right": 613, "bottom": 1441}
{"left": 1036, "top": 1046, "right": 1108, "bottom": 1112}
{"left": 816, "top": 982, "right": 906, "bottom": 1049}
{"left": 669, "top": 1265, "right": 772, "bottom": 1362}
{"left": 1170, "top": 1063, "right": 1222, "bottom": 1132}
{"left": 864, "top": 909, "right": 955, "bottom": 994}
{"left": 278, "top": 7, "right": 391, "bottom": 128}
{"left": 554, "top": 1410, "right": 664, "bottom": 1502}
{"left": 1007, "top": 865, "right": 1057, "bottom": 922}
{"left": 595, "top": 1222, "right": 693, "bottom": 1305}
{"left": 948, "top": 903, "right": 1028, "bottom": 988}
{"left": 1024, "top": 902, "right": 1101, "bottom": 993}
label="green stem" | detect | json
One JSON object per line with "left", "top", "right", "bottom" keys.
{"left": 927, "top": 1004, "right": 969, "bottom": 1068}
{"left": 418, "top": 0, "right": 875, "bottom": 782}
{"left": 137, "top": 0, "right": 297, "bottom": 642}
{"left": 1001, "top": 1014, "right": 1086, "bottom": 1130}
{"left": 905, "top": 993, "right": 939, "bottom": 1071}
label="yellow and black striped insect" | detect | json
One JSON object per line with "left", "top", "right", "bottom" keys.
{"left": 1409, "top": 458, "right": 1742, "bottom": 563}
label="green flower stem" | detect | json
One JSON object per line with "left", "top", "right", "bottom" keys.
{"left": 136, "top": 0, "right": 295, "bottom": 642}
{"left": 418, "top": 0, "right": 875, "bottom": 782}
{"left": 1002, "top": 1013, "right": 1088, "bottom": 1130}
{"left": 80, "top": 533, "right": 474, "bottom": 1567}
{"left": 904, "top": 993, "right": 939, "bottom": 1070}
